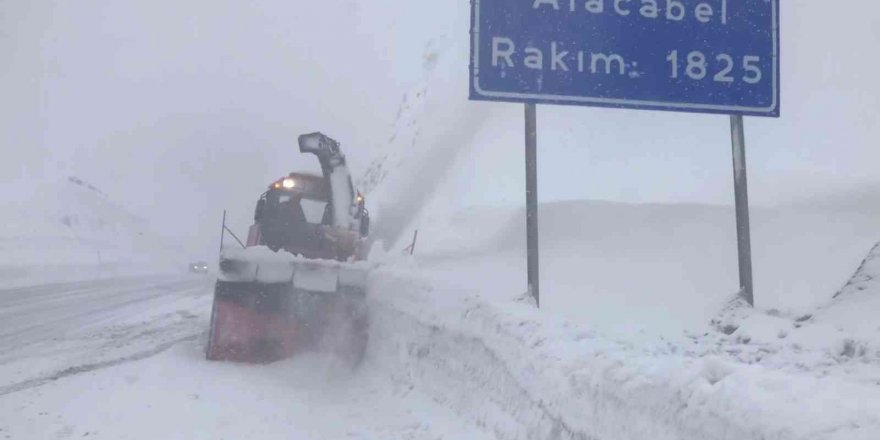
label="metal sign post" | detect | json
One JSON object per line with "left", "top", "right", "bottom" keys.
{"left": 730, "top": 115, "right": 754, "bottom": 306}
{"left": 470, "top": 0, "right": 780, "bottom": 308}
{"left": 219, "top": 209, "right": 246, "bottom": 251}
{"left": 525, "top": 103, "right": 540, "bottom": 308}
{"left": 219, "top": 210, "right": 227, "bottom": 253}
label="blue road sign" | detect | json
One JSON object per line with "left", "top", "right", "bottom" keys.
{"left": 469, "top": 0, "right": 779, "bottom": 117}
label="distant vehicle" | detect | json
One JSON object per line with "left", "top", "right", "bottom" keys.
{"left": 189, "top": 261, "right": 209, "bottom": 273}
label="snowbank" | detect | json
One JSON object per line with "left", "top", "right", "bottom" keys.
{"left": 366, "top": 200, "right": 880, "bottom": 439}
{"left": 367, "top": 263, "right": 880, "bottom": 440}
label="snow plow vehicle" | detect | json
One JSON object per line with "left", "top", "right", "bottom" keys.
{"left": 206, "top": 132, "right": 371, "bottom": 364}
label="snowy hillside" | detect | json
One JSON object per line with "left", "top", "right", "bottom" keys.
{"left": 0, "top": 177, "right": 183, "bottom": 285}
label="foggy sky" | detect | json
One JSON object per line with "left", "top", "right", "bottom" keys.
{"left": 2, "top": 0, "right": 879, "bottom": 258}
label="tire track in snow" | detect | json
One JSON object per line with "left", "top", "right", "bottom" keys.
{"left": 0, "top": 277, "right": 206, "bottom": 353}
{"left": 0, "top": 333, "right": 200, "bottom": 396}
{"left": 0, "top": 276, "right": 181, "bottom": 308}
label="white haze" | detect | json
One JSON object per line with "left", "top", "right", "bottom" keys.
{"left": 2, "top": 0, "right": 879, "bottom": 259}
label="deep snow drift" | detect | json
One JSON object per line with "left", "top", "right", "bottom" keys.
{"left": 360, "top": 195, "right": 880, "bottom": 439}
{"left": 366, "top": 249, "right": 880, "bottom": 440}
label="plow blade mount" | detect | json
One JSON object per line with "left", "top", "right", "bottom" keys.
{"left": 206, "top": 247, "right": 370, "bottom": 364}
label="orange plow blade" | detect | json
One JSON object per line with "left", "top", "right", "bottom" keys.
{"left": 205, "top": 248, "right": 370, "bottom": 365}
{"left": 206, "top": 282, "right": 300, "bottom": 363}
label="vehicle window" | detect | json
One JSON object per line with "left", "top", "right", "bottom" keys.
{"left": 300, "top": 199, "right": 328, "bottom": 224}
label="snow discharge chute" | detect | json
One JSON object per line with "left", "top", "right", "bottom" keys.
{"left": 206, "top": 132, "right": 371, "bottom": 364}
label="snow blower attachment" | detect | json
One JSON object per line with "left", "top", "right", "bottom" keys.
{"left": 206, "top": 132, "right": 371, "bottom": 364}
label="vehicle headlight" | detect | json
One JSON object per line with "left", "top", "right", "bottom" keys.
{"left": 282, "top": 178, "right": 296, "bottom": 189}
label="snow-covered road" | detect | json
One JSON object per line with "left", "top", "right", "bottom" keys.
{"left": 0, "top": 275, "right": 490, "bottom": 440}
{"left": 0, "top": 276, "right": 207, "bottom": 354}
{"left": 0, "top": 275, "right": 211, "bottom": 395}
